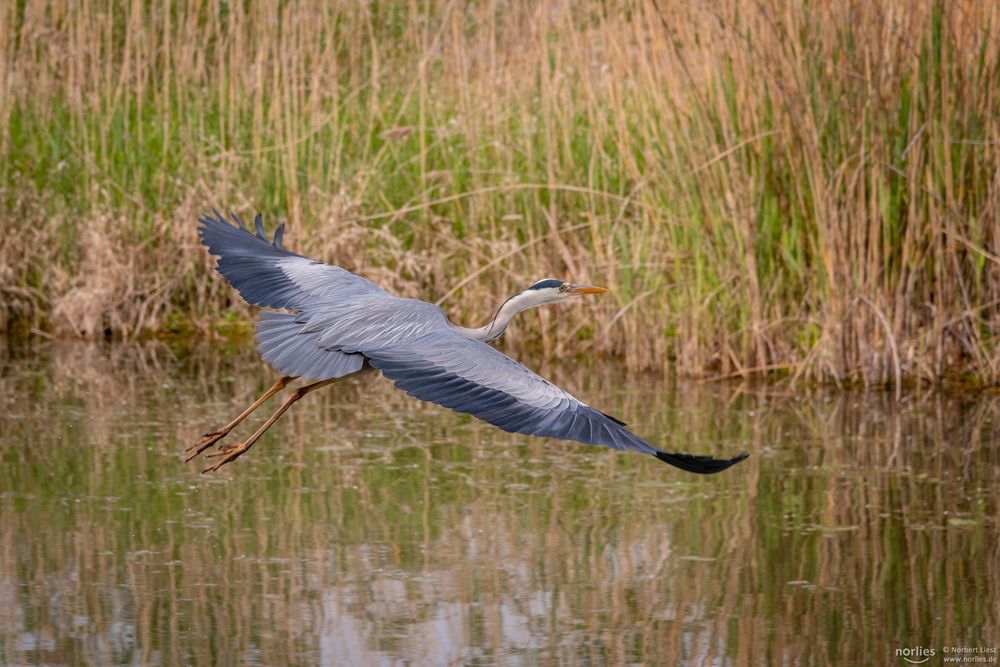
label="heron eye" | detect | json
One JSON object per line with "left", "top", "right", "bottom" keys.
{"left": 559, "top": 283, "right": 569, "bottom": 292}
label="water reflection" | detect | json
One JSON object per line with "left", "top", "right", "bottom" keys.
{"left": 0, "top": 341, "right": 997, "bottom": 665}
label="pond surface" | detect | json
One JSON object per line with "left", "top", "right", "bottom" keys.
{"left": 0, "top": 341, "right": 998, "bottom": 666}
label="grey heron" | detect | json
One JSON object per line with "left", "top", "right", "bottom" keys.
{"left": 186, "top": 211, "right": 748, "bottom": 474}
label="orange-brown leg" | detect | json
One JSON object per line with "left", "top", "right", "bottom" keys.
{"left": 201, "top": 378, "right": 338, "bottom": 473}
{"left": 185, "top": 376, "right": 294, "bottom": 462}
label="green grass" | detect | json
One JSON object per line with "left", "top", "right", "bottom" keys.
{"left": 2, "top": 0, "right": 998, "bottom": 384}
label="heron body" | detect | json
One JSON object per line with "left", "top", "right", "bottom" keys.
{"left": 187, "top": 211, "right": 748, "bottom": 474}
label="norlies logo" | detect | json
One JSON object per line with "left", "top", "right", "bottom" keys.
{"left": 896, "top": 646, "right": 936, "bottom": 664}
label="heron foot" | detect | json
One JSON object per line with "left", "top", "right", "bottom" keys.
{"left": 201, "top": 441, "right": 252, "bottom": 473}
{"left": 184, "top": 430, "right": 229, "bottom": 462}
{"left": 205, "top": 442, "right": 242, "bottom": 458}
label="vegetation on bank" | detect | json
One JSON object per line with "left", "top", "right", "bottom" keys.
{"left": 1, "top": 0, "right": 998, "bottom": 384}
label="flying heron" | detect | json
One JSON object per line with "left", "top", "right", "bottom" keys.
{"left": 186, "top": 211, "right": 748, "bottom": 474}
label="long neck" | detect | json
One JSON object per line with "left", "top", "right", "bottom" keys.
{"left": 455, "top": 291, "right": 542, "bottom": 343}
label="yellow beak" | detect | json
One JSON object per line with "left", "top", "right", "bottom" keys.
{"left": 568, "top": 284, "right": 608, "bottom": 295}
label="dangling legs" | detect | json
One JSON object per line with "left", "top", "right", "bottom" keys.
{"left": 185, "top": 376, "right": 295, "bottom": 462}
{"left": 201, "top": 378, "right": 339, "bottom": 473}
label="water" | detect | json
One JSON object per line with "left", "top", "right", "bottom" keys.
{"left": 0, "top": 341, "right": 997, "bottom": 665}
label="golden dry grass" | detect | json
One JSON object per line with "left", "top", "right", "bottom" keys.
{"left": 2, "top": 0, "right": 999, "bottom": 384}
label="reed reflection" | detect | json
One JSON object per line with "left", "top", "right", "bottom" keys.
{"left": 0, "top": 341, "right": 997, "bottom": 665}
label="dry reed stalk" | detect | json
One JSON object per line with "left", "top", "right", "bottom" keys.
{"left": 1, "top": 0, "right": 998, "bottom": 384}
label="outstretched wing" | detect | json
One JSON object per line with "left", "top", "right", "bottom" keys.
{"left": 363, "top": 330, "right": 748, "bottom": 474}
{"left": 197, "top": 210, "right": 388, "bottom": 310}
{"left": 199, "top": 210, "right": 390, "bottom": 380}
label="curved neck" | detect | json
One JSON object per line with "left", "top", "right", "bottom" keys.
{"left": 455, "top": 291, "right": 545, "bottom": 343}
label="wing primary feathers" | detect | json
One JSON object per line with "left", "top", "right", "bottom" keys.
{"left": 654, "top": 450, "right": 749, "bottom": 474}
{"left": 254, "top": 213, "right": 267, "bottom": 241}
{"left": 599, "top": 410, "right": 627, "bottom": 426}
{"left": 365, "top": 332, "right": 748, "bottom": 474}
{"left": 230, "top": 210, "right": 246, "bottom": 231}
{"left": 198, "top": 210, "right": 311, "bottom": 309}
{"left": 274, "top": 223, "right": 285, "bottom": 248}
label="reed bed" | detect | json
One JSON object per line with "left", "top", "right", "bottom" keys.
{"left": 2, "top": 0, "right": 999, "bottom": 385}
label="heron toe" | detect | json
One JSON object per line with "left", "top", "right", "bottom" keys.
{"left": 184, "top": 431, "right": 229, "bottom": 462}
{"left": 205, "top": 442, "right": 243, "bottom": 458}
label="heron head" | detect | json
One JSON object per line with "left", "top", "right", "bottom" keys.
{"left": 525, "top": 278, "right": 608, "bottom": 304}
{"left": 476, "top": 277, "right": 609, "bottom": 342}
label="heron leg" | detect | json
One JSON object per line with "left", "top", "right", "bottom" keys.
{"left": 200, "top": 377, "right": 338, "bottom": 473}
{"left": 185, "top": 376, "right": 294, "bottom": 462}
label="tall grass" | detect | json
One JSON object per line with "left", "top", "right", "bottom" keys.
{"left": 2, "top": 0, "right": 998, "bottom": 384}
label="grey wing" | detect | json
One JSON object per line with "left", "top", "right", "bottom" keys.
{"left": 198, "top": 210, "right": 388, "bottom": 310}
{"left": 255, "top": 310, "right": 368, "bottom": 380}
{"left": 199, "top": 210, "right": 389, "bottom": 380}
{"left": 364, "top": 331, "right": 748, "bottom": 474}
{"left": 255, "top": 296, "right": 450, "bottom": 381}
